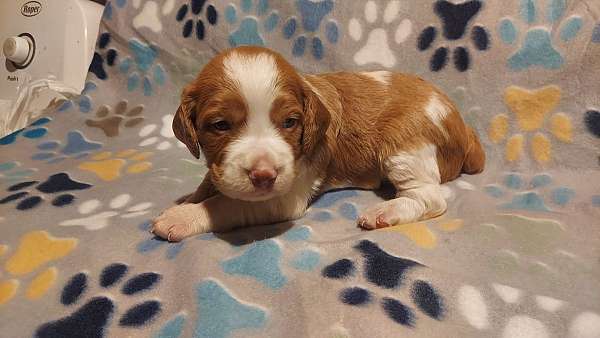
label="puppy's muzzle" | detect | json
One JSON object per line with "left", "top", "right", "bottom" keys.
{"left": 248, "top": 159, "right": 278, "bottom": 190}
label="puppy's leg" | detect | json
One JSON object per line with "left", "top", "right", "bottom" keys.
{"left": 358, "top": 183, "right": 446, "bottom": 229}
{"left": 358, "top": 145, "right": 447, "bottom": 229}
{"left": 152, "top": 193, "right": 308, "bottom": 241}
{"left": 177, "top": 174, "right": 218, "bottom": 204}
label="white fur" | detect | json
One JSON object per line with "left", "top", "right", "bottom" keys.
{"left": 153, "top": 161, "right": 320, "bottom": 239}
{"left": 223, "top": 51, "right": 280, "bottom": 116}
{"left": 359, "top": 143, "right": 446, "bottom": 228}
{"left": 385, "top": 143, "right": 441, "bottom": 186}
{"left": 218, "top": 52, "right": 296, "bottom": 201}
{"left": 424, "top": 92, "right": 450, "bottom": 137}
{"left": 361, "top": 71, "right": 391, "bottom": 85}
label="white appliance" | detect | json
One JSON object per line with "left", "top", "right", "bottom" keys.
{"left": 0, "top": 0, "right": 104, "bottom": 137}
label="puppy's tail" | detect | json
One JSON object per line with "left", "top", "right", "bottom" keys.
{"left": 462, "top": 127, "right": 485, "bottom": 175}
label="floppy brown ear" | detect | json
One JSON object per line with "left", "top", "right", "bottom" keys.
{"left": 172, "top": 90, "right": 200, "bottom": 159}
{"left": 301, "top": 80, "right": 331, "bottom": 157}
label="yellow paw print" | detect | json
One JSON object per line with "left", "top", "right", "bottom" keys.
{"left": 78, "top": 149, "right": 153, "bottom": 181}
{"left": 379, "top": 218, "right": 464, "bottom": 249}
{"left": 0, "top": 231, "right": 77, "bottom": 305}
{"left": 488, "top": 85, "right": 572, "bottom": 163}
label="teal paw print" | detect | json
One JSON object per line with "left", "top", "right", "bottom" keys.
{"left": 221, "top": 224, "right": 321, "bottom": 289}
{"left": 194, "top": 279, "right": 266, "bottom": 338}
{"left": 499, "top": 0, "right": 583, "bottom": 70}
{"left": 118, "top": 39, "right": 166, "bottom": 96}
{"left": 0, "top": 117, "right": 51, "bottom": 146}
{"left": 136, "top": 220, "right": 187, "bottom": 260}
{"left": 282, "top": 0, "right": 339, "bottom": 60}
{"left": 0, "top": 161, "right": 36, "bottom": 186}
{"left": 32, "top": 131, "right": 103, "bottom": 164}
{"left": 225, "top": 0, "right": 280, "bottom": 47}
{"left": 304, "top": 189, "right": 359, "bottom": 222}
{"left": 485, "top": 172, "right": 574, "bottom": 212}
{"left": 57, "top": 82, "right": 97, "bottom": 113}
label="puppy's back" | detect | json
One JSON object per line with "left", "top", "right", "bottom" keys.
{"left": 313, "top": 71, "right": 485, "bottom": 183}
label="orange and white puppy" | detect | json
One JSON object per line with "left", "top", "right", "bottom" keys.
{"left": 151, "top": 46, "right": 485, "bottom": 241}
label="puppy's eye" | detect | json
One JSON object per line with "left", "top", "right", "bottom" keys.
{"left": 212, "top": 120, "right": 231, "bottom": 131}
{"left": 282, "top": 117, "right": 298, "bottom": 129}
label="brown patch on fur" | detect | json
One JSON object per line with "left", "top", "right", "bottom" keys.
{"left": 184, "top": 174, "right": 219, "bottom": 203}
{"left": 269, "top": 94, "right": 303, "bottom": 158}
{"left": 303, "top": 71, "right": 481, "bottom": 188}
{"left": 462, "top": 127, "right": 486, "bottom": 175}
{"left": 434, "top": 94, "right": 485, "bottom": 182}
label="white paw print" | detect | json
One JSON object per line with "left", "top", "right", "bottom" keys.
{"left": 132, "top": 0, "right": 176, "bottom": 33}
{"left": 458, "top": 284, "right": 600, "bottom": 338}
{"left": 139, "top": 114, "right": 186, "bottom": 151}
{"left": 348, "top": 0, "right": 412, "bottom": 68}
{"left": 60, "top": 193, "right": 153, "bottom": 230}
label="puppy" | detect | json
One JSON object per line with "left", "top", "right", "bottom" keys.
{"left": 151, "top": 46, "right": 485, "bottom": 241}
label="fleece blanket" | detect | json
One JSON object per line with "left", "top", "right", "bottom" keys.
{"left": 1, "top": 0, "right": 600, "bottom": 337}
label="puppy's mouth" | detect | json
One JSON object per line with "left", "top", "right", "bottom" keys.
{"left": 242, "top": 189, "right": 279, "bottom": 201}
{"left": 217, "top": 187, "right": 281, "bottom": 202}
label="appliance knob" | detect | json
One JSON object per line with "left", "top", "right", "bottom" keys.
{"left": 3, "top": 36, "right": 31, "bottom": 64}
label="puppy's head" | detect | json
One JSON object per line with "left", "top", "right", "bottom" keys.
{"left": 173, "top": 46, "right": 330, "bottom": 201}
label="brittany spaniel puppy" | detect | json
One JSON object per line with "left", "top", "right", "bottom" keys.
{"left": 152, "top": 46, "right": 485, "bottom": 241}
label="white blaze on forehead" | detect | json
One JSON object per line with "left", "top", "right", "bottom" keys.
{"left": 221, "top": 51, "right": 293, "bottom": 178}
{"left": 361, "top": 71, "right": 391, "bottom": 85}
{"left": 223, "top": 51, "right": 281, "bottom": 134}
{"left": 425, "top": 92, "right": 450, "bottom": 137}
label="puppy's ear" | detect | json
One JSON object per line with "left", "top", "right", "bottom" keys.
{"left": 301, "top": 79, "right": 331, "bottom": 157}
{"left": 173, "top": 86, "right": 200, "bottom": 159}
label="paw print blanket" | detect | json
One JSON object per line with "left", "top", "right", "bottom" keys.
{"left": 1, "top": 0, "right": 599, "bottom": 337}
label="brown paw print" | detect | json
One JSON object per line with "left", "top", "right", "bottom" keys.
{"left": 86, "top": 101, "right": 144, "bottom": 137}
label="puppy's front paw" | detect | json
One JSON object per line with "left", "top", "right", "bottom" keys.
{"left": 357, "top": 200, "right": 398, "bottom": 230}
{"left": 151, "top": 204, "right": 208, "bottom": 241}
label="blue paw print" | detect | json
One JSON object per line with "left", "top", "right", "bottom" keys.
{"left": 32, "top": 131, "right": 102, "bottom": 164}
{"left": 0, "top": 117, "right": 51, "bottom": 146}
{"left": 593, "top": 23, "right": 600, "bottom": 43}
{"left": 57, "top": 82, "right": 97, "bottom": 113}
{"left": 592, "top": 195, "right": 600, "bottom": 207}
{"left": 485, "top": 172, "right": 575, "bottom": 212}
{"left": 0, "top": 172, "right": 92, "bottom": 210}
{"left": 102, "top": 0, "right": 127, "bottom": 20}
{"left": 136, "top": 220, "right": 187, "bottom": 260}
{"left": 176, "top": 0, "right": 218, "bottom": 40}
{"left": 119, "top": 39, "right": 166, "bottom": 96}
{"left": 305, "top": 189, "right": 359, "bottom": 222}
{"left": 225, "top": 0, "right": 280, "bottom": 47}
{"left": 282, "top": 0, "right": 339, "bottom": 60}
{"left": 152, "top": 313, "right": 186, "bottom": 338}
{"left": 221, "top": 224, "right": 320, "bottom": 289}
{"left": 584, "top": 109, "right": 600, "bottom": 138}
{"left": 498, "top": 0, "right": 583, "bottom": 70}
{"left": 35, "top": 263, "right": 162, "bottom": 338}
{"left": 0, "top": 162, "right": 36, "bottom": 186}
{"left": 417, "top": 0, "right": 489, "bottom": 72}
{"left": 89, "top": 32, "right": 119, "bottom": 80}
{"left": 194, "top": 279, "right": 266, "bottom": 338}
{"left": 322, "top": 240, "right": 445, "bottom": 326}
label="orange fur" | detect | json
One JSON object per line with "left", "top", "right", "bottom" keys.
{"left": 164, "top": 46, "right": 486, "bottom": 238}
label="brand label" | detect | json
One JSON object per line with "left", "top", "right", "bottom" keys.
{"left": 7, "top": 75, "right": 19, "bottom": 82}
{"left": 21, "top": 1, "right": 42, "bottom": 17}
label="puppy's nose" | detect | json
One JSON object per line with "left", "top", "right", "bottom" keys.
{"left": 248, "top": 163, "right": 277, "bottom": 190}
